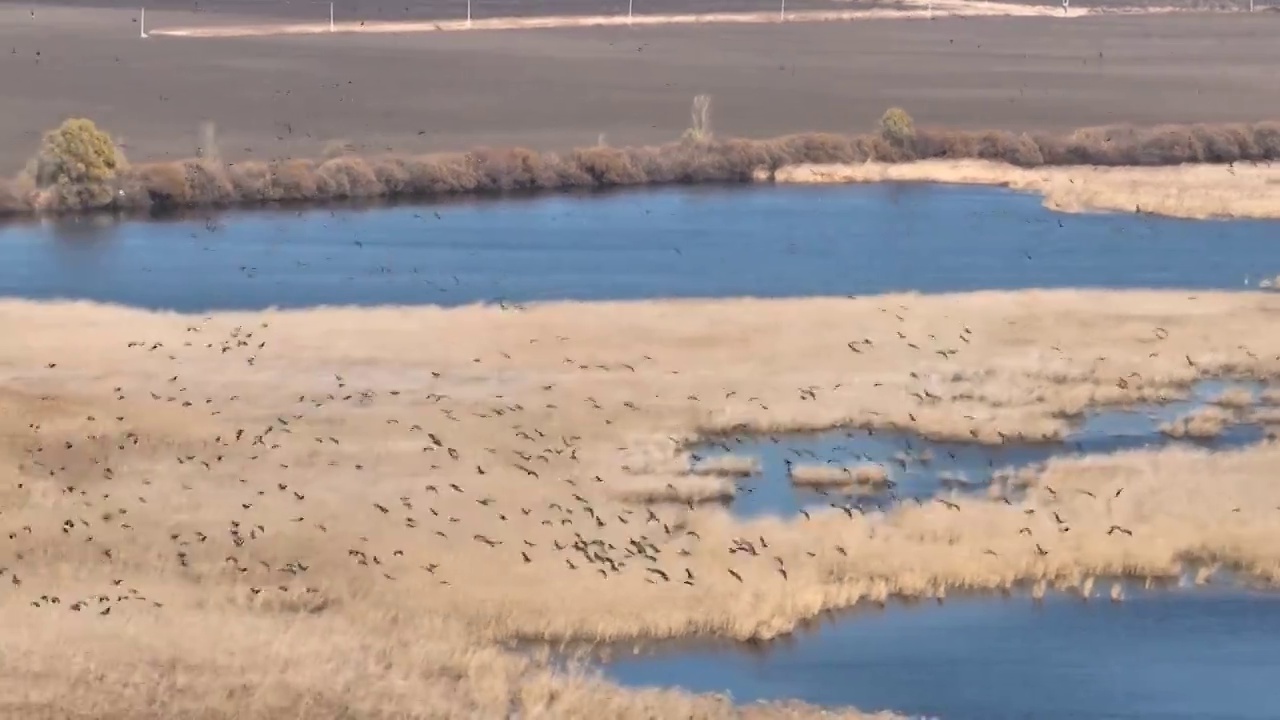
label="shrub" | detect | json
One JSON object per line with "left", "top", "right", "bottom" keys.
{"left": 8, "top": 114, "right": 1280, "bottom": 216}
{"left": 681, "top": 94, "right": 713, "bottom": 144}
{"left": 879, "top": 107, "right": 916, "bottom": 149}
{"left": 29, "top": 118, "right": 125, "bottom": 208}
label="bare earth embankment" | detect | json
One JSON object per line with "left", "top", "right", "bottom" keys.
{"left": 4, "top": 291, "right": 1280, "bottom": 717}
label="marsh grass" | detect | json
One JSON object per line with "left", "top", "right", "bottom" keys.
{"left": 2, "top": 114, "right": 1280, "bottom": 217}
{"left": 690, "top": 454, "right": 761, "bottom": 477}
{"left": 772, "top": 157, "right": 1280, "bottom": 219}
{"left": 615, "top": 474, "right": 737, "bottom": 504}
{"left": 788, "top": 463, "right": 890, "bottom": 489}
{"left": 1160, "top": 406, "right": 1235, "bottom": 438}
{"left": 6, "top": 291, "right": 1280, "bottom": 717}
{"left": 1210, "top": 387, "right": 1256, "bottom": 408}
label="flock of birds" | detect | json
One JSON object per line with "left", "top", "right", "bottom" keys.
{"left": 11, "top": 298, "right": 1265, "bottom": 627}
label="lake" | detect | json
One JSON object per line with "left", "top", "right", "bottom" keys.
{"left": 2, "top": 183, "right": 1279, "bottom": 311}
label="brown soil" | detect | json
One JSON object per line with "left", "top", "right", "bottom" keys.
{"left": 3, "top": 6, "right": 1280, "bottom": 170}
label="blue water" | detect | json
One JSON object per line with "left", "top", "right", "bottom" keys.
{"left": 604, "top": 585, "right": 1280, "bottom": 720}
{"left": 2, "top": 184, "right": 1279, "bottom": 311}
{"left": 703, "top": 379, "right": 1267, "bottom": 518}
{"left": 7, "top": 184, "right": 1280, "bottom": 718}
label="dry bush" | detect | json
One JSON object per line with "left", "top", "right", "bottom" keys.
{"left": 878, "top": 107, "right": 915, "bottom": 149}
{"left": 681, "top": 94, "right": 713, "bottom": 145}
{"left": 3, "top": 114, "right": 1280, "bottom": 218}
{"left": 26, "top": 118, "right": 125, "bottom": 210}
{"left": 789, "top": 463, "right": 889, "bottom": 489}
{"left": 197, "top": 121, "right": 220, "bottom": 161}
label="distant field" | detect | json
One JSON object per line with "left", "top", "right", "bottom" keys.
{"left": 1, "top": 4, "right": 1279, "bottom": 170}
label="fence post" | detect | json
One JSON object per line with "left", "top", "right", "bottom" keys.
{"left": 330, "top": 2, "right": 335, "bottom": 31}
{"left": 140, "top": 7, "right": 147, "bottom": 38}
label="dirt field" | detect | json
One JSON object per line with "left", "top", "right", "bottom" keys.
{"left": 2, "top": 5, "right": 1280, "bottom": 171}
{"left": 4, "top": 291, "right": 1280, "bottom": 717}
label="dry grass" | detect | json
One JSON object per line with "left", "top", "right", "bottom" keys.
{"left": 1211, "top": 387, "right": 1257, "bottom": 408}
{"left": 3, "top": 118, "right": 1280, "bottom": 219}
{"left": 1160, "top": 406, "right": 1235, "bottom": 438}
{"left": 614, "top": 474, "right": 737, "bottom": 504}
{"left": 770, "top": 158, "right": 1280, "bottom": 219}
{"left": 789, "top": 463, "right": 890, "bottom": 489}
{"left": 6, "top": 290, "right": 1280, "bottom": 716}
{"left": 691, "top": 454, "right": 762, "bottom": 477}
{"left": 1247, "top": 406, "right": 1280, "bottom": 425}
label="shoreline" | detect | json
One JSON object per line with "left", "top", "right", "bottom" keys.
{"left": 765, "top": 159, "right": 1280, "bottom": 220}
{"left": 6, "top": 117, "right": 1280, "bottom": 225}
{"left": 6, "top": 158, "right": 1280, "bottom": 227}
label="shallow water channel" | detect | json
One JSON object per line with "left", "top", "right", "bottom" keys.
{"left": 603, "top": 380, "right": 1280, "bottom": 718}
{"left": 603, "top": 583, "right": 1280, "bottom": 720}
{"left": 694, "top": 379, "right": 1268, "bottom": 519}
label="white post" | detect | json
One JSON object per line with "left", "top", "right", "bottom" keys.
{"left": 467, "top": 0, "right": 472, "bottom": 26}
{"left": 779, "top": 0, "right": 784, "bottom": 20}
{"left": 628, "top": 0, "right": 633, "bottom": 22}
{"left": 140, "top": 7, "right": 147, "bottom": 38}
{"left": 330, "top": 2, "right": 334, "bottom": 31}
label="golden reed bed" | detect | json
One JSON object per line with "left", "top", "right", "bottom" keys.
{"left": 767, "top": 160, "right": 1280, "bottom": 219}
{"left": 3, "top": 290, "right": 1280, "bottom": 717}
